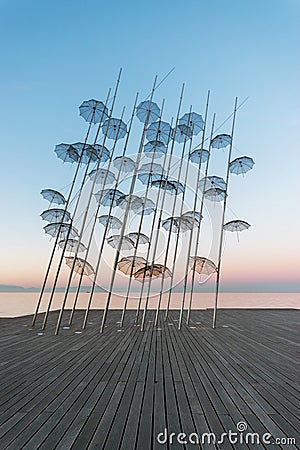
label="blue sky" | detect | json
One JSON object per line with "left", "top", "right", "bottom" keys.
{"left": 0, "top": 0, "right": 299, "bottom": 291}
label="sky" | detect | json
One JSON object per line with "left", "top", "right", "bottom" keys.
{"left": 0, "top": 0, "right": 299, "bottom": 292}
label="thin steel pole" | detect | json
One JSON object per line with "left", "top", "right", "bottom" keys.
{"left": 186, "top": 113, "right": 216, "bottom": 326}
{"left": 177, "top": 91, "right": 210, "bottom": 329}
{"left": 212, "top": 97, "right": 238, "bottom": 329}
{"left": 81, "top": 93, "right": 139, "bottom": 329}
{"left": 134, "top": 85, "right": 185, "bottom": 325}
{"left": 99, "top": 76, "right": 158, "bottom": 333}
{"left": 140, "top": 106, "right": 192, "bottom": 332}
{"left": 52, "top": 70, "right": 123, "bottom": 334}
{"left": 62, "top": 105, "right": 127, "bottom": 329}
{"left": 119, "top": 106, "right": 171, "bottom": 328}
{"left": 32, "top": 90, "right": 110, "bottom": 327}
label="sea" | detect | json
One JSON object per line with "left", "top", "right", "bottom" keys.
{"left": 0, "top": 292, "right": 299, "bottom": 318}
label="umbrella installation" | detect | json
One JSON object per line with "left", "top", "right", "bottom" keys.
{"left": 140, "top": 105, "right": 194, "bottom": 331}
{"left": 212, "top": 98, "right": 255, "bottom": 329}
{"left": 118, "top": 102, "right": 171, "bottom": 327}
{"left": 156, "top": 105, "right": 208, "bottom": 327}
{"left": 41, "top": 71, "right": 122, "bottom": 333}
{"left": 32, "top": 86, "right": 111, "bottom": 328}
{"left": 173, "top": 92, "right": 211, "bottom": 329}
{"left": 99, "top": 77, "right": 159, "bottom": 333}
{"left": 36, "top": 74, "right": 255, "bottom": 335}
{"left": 80, "top": 95, "right": 141, "bottom": 329}
{"left": 55, "top": 101, "right": 128, "bottom": 334}
{"left": 156, "top": 115, "right": 198, "bottom": 327}
{"left": 183, "top": 116, "right": 218, "bottom": 327}
{"left": 132, "top": 85, "right": 185, "bottom": 326}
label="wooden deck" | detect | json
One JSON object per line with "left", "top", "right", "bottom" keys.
{"left": 0, "top": 309, "right": 299, "bottom": 449}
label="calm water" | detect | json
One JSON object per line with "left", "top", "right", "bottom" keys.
{"left": 0, "top": 292, "right": 299, "bottom": 317}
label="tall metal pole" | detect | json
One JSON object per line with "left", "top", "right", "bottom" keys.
{"left": 140, "top": 106, "right": 192, "bottom": 332}
{"left": 134, "top": 85, "right": 185, "bottom": 325}
{"left": 32, "top": 89, "right": 111, "bottom": 327}
{"left": 212, "top": 97, "right": 238, "bottom": 329}
{"left": 52, "top": 70, "right": 123, "bottom": 334}
{"left": 119, "top": 101, "right": 166, "bottom": 327}
{"left": 81, "top": 93, "right": 139, "bottom": 329}
{"left": 99, "top": 76, "right": 158, "bottom": 333}
{"left": 185, "top": 113, "right": 216, "bottom": 326}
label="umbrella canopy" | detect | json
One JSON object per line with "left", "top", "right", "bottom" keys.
{"left": 134, "top": 263, "right": 172, "bottom": 280}
{"left": 65, "top": 256, "right": 95, "bottom": 275}
{"left": 118, "top": 256, "right": 147, "bottom": 275}
{"left": 88, "top": 168, "right": 116, "bottom": 185}
{"left": 229, "top": 156, "right": 255, "bottom": 175}
{"left": 189, "top": 149, "right": 209, "bottom": 164}
{"left": 72, "top": 143, "right": 93, "bottom": 164}
{"left": 95, "top": 188, "right": 125, "bottom": 207}
{"left": 151, "top": 178, "right": 184, "bottom": 194}
{"left": 54, "top": 144, "right": 79, "bottom": 163}
{"left": 72, "top": 142, "right": 110, "bottom": 165}
{"left": 139, "top": 162, "right": 164, "bottom": 173}
{"left": 113, "top": 156, "right": 136, "bottom": 173}
{"left": 162, "top": 216, "right": 194, "bottom": 233}
{"left": 181, "top": 211, "right": 202, "bottom": 224}
{"left": 58, "top": 239, "right": 87, "bottom": 253}
{"left": 173, "top": 124, "right": 193, "bottom": 143}
{"left": 146, "top": 121, "right": 172, "bottom": 145}
{"left": 204, "top": 188, "right": 227, "bottom": 202}
{"left": 98, "top": 215, "right": 122, "bottom": 230}
{"left": 137, "top": 198, "right": 155, "bottom": 215}
{"left": 189, "top": 256, "right": 217, "bottom": 275}
{"left": 199, "top": 176, "right": 226, "bottom": 192}
{"left": 223, "top": 220, "right": 251, "bottom": 232}
{"left": 40, "top": 189, "right": 66, "bottom": 206}
{"left": 79, "top": 99, "right": 108, "bottom": 124}
{"left": 211, "top": 134, "right": 232, "bottom": 149}
{"left": 43, "top": 223, "right": 78, "bottom": 239}
{"left": 70, "top": 142, "right": 84, "bottom": 153}
{"left": 119, "top": 196, "right": 155, "bottom": 215}
{"left": 40, "top": 208, "right": 71, "bottom": 223}
{"left": 179, "top": 112, "right": 205, "bottom": 135}
{"left": 126, "top": 232, "right": 150, "bottom": 246}
{"left": 138, "top": 171, "right": 165, "bottom": 185}
{"left": 107, "top": 235, "right": 135, "bottom": 250}
{"left": 143, "top": 140, "right": 167, "bottom": 158}
{"left": 118, "top": 195, "right": 143, "bottom": 211}
{"left": 75, "top": 143, "right": 110, "bottom": 164}
{"left": 136, "top": 100, "right": 160, "bottom": 123}
{"left": 102, "top": 118, "right": 127, "bottom": 140}
{"left": 138, "top": 162, "right": 165, "bottom": 185}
